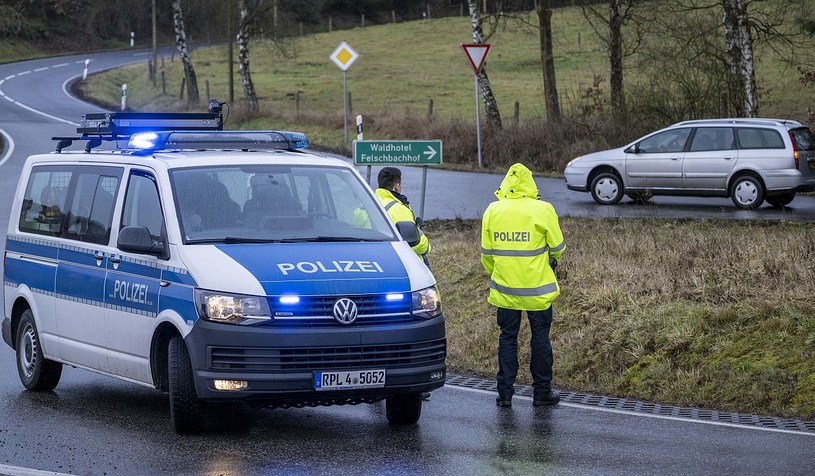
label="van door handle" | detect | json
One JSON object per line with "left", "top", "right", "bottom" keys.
{"left": 93, "top": 254, "right": 104, "bottom": 260}
{"left": 670, "top": 156, "right": 680, "bottom": 161}
{"left": 110, "top": 257, "right": 122, "bottom": 264}
{"left": 160, "top": 280, "right": 171, "bottom": 288}
{"left": 724, "top": 156, "right": 734, "bottom": 160}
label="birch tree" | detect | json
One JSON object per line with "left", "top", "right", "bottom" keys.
{"left": 721, "top": 0, "right": 757, "bottom": 116}
{"left": 172, "top": 0, "right": 199, "bottom": 104}
{"left": 537, "top": 0, "right": 560, "bottom": 123}
{"left": 468, "top": 1, "right": 502, "bottom": 129}
{"left": 237, "top": 0, "right": 259, "bottom": 113}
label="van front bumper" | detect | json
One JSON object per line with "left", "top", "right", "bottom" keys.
{"left": 183, "top": 316, "right": 446, "bottom": 405}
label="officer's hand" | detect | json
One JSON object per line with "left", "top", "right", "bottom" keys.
{"left": 415, "top": 217, "right": 423, "bottom": 227}
{"left": 549, "top": 258, "right": 558, "bottom": 270}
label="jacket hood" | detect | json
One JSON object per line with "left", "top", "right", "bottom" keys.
{"left": 494, "top": 163, "right": 540, "bottom": 200}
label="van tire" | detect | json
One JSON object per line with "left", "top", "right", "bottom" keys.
{"left": 385, "top": 393, "right": 422, "bottom": 425}
{"left": 590, "top": 172, "right": 624, "bottom": 205}
{"left": 16, "top": 310, "right": 62, "bottom": 391}
{"left": 168, "top": 335, "right": 206, "bottom": 434}
{"left": 730, "top": 175, "right": 765, "bottom": 209}
{"left": 766, "top": 192, "right": 795, "bottom": 208}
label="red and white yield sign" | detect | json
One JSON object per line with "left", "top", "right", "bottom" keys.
{"left": 461, "top": 43, "right": 491, "bottom": 73}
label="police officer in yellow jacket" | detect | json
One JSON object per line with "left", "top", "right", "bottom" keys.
{"left": 375, "top": 167, "right": 431, "bottom": 264}
{"left": 481, "top": 163, "right": 565, "bottom": 407}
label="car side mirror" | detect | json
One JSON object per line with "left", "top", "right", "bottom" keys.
{"left": 395, "top": 221, "right": 420, "bottom": 247}
{"left": 118, "top": 226, "right": 168, "bottom": 259}
{"left": 625, "top": 144, "right": 639, "bottom": 154}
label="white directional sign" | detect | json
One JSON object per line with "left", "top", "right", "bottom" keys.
{"left": 461, "top": 43, "right": 491, "bottom": 73}
{"left": 330, "top": 41, "right": 359, "bottom": 71}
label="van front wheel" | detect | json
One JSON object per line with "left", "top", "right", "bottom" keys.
{"left": 386, "top": 393, "right": 422, "bottom": 425}
{"left": 16, "top": 310, "right": 62, "bottom": 391}
{"left": 168, "top": 335, "right": 206, "bottom": 434}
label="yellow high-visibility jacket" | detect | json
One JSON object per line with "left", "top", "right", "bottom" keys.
{"left": 481, "top": 163, "right": 565, "bottom": 311}
{"left": 376, "top": 188, "right": 431, "bottom": 257}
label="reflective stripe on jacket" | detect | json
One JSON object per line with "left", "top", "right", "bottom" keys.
{"left": 375, "top": 188, "right": 431, "bottom": 256}
{"left": 481, "top": 163, "right": 565, "bottom": 311}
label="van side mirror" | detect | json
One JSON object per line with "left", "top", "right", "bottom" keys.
{"left": 395, "top": 221, "right": 420, "bottom": 247}
{"left": 118, "top": 226, "right": 168, "bottom": 259}
{"left": 625, "top": 144, "right": 640, "bottom": 154}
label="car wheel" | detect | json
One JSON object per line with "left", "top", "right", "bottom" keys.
{"left": 386, "top": 393, "right": 422, "bottom": 425}
{"left": 168, "top": 335, "right": 206, "bottom": 434}
{"left": 765, "top": 192, "right": 795, "bottom": 208}
{"left": 730, "top": 175, "right": 765, "bottom": 209}
{"left": 590, "top": 172, "right": 623, "bottom": 205}
{"left": 16, "top": 309, "right": 62, "bottom": 391}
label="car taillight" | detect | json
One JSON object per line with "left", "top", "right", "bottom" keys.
{"left": 789, "top": 132, "right": 800, "bottom": 169}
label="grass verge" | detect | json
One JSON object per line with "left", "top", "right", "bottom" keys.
{"left": 428, "top": 217, "right": 815, "bottom": 420}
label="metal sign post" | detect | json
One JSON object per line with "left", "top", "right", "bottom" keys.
{"left": 329, "top": 41, "right": 359, "bottom": 147}
{"left": 461, "top": 43, "right": 491, "bottom": 169}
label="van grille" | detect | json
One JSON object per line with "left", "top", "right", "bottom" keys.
{"left": 209, "top": 338, "right": 447, "bottom": 371}
{"left": 267, "top": 293, "right": 413, "bottom": 325}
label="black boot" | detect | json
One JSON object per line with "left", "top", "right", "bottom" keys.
{"left": 533, "top": 391, "right": 560, "bottom": 406}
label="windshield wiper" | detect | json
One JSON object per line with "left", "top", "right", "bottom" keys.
{"left": 279, "top": 236, "right": 382, "bottom": 243}
{"left": 187, "top": 237, "right": 283, "bottom": 244}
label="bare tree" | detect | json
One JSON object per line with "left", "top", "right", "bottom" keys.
{"left": 722, "top": 0, "right": 757, "bottom": 116}
{"left": 237, "top": 0, "right": 259, "bottom": 112}
{"left": 581, "top": 1, "right": 645, "bottom": 120}
{"left": 537, "top": 0, "right": 560, "bottom": 123}
{"left": 172, "top": 0, "right": 199, "bottom": 104}
{"left": 468, "top": 1, "right": 502, "bottom": 129}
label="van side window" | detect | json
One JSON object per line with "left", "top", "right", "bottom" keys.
{"left": 121, "top": 171, "right": 165, "bottom": 243}
{"left": 18, "top": 167, "right": 73, "bottom": 237}
{"left": 64, "top": 171, "right": 121, "bottom": 245}
{"left": 736, "top": 128, "right": 784, "bottom": 149}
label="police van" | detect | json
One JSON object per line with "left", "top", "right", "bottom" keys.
{"left": 2, "top": 109, "right": 446, "bottom": 433}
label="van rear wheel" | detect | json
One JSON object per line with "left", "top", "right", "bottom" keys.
{"left": 386, "top": 393, "right": 423, "bottom": 425}
{"left": 16, "top": 310, "right": 62, "bottom": 391}
{"left": 168, "top": 335, "right": 206, "bottom": 434}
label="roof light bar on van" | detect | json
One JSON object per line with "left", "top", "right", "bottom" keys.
{"left": 78, "top": 111, "right": 223, "bottom": 137}
{"left": 127, "top": 130, "right": 310, "bottom": 151}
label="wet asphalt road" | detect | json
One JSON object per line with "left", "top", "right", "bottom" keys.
{"left": 0, "top": 50, "right": 814, "bottom": 475}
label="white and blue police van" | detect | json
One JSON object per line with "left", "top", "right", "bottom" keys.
{"left": 2, "top": 109, "right": 446, "bottom": 433}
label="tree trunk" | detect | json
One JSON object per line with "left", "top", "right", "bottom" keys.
{"left": 538, "top": 0, "right": 561, "bottom": 123}
{"left": 238, "top": 0, "right": 259, "bottom": 113}
{"left": 468, "top": 2, "right": 502, "bottom": 129}
{"left": 609, "top": 0, "right": 626, "bottom": 120}
{"left": 722, "top": 0, "right": 757, "bottom": 117}
{"left": 172, "top": 0, "right": 199, "bottom": 104}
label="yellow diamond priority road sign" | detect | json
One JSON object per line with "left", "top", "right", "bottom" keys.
{"left": 330, "top": 41, "right": 359, "bottom": 71}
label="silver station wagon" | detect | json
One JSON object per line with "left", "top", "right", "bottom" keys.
{"left": 564, "top": 118, "right": 815, "bottom": 209}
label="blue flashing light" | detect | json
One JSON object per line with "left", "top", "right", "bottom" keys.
{"left": 278, "top": 131, "right": 310, "bottom": 149}
{"left": 386, "top": 293, "right": 405, "bottom": 301}
{"left": 128, "top": 132, "right": 163, "bottom": 149}
{"left": 279, "top": 296, "right": 301, "bottom": 304}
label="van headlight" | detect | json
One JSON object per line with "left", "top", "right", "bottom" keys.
{"left": 194, "top": 289, "right": 272, "bottom": 325}
{"left": 411, "top": 286, "right": 442, "bottom": 319}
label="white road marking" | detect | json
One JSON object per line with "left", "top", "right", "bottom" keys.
{"left": 0, "top": 72, "right": 80, "bottom": 127}
{"left": 17, "top": 71, "right": 30, "bottom": 76}
{"left": 53, "top": 63, "right": 69, "bottom": 68}
{"left": 4, "top": 75, "right": 15, "bottom": 80}
{"left": 448, "top": 385, "right": 815, "bottom": 437}
{"left": 0, "top": 463, "right": 70, "bottom": 476}
{"left": 0, "top": 127, "right": 16, "bottom": 167}
{"left": 62, "top": 75, "right": 96, "bottom": 107}
{"left": 34, "top": 67, "right": 48, "bottom": 72}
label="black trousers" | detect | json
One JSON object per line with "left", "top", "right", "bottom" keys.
{"left": 496, "top": 306, "right": 554, "bottom": 398}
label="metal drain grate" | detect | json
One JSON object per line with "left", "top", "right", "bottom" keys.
{"left": 445, "top": 373, "right": 815, "bottom": 434}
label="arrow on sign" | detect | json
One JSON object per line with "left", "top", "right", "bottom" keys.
{"left": 423, "top": 145, "right": 437, "bottom": 162}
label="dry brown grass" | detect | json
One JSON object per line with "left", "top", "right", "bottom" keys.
{"left": 426, "top": 217, "right": 815, "bottom": 419}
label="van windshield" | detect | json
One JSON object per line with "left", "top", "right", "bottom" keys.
{"left": 169, "top": 165, "right": 397, "bottom": 244}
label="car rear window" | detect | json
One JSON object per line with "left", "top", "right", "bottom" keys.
{"left": 736, "top": 128, "right": 785, "bottom": 149}
{"left": 790, "top": 127, "right": 815, "bottom": 151}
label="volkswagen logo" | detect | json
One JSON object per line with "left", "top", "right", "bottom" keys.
{"left": 333, "top": 298, "right": 358, "bottom": 325}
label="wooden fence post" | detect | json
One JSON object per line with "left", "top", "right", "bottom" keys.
{"left": 427, "top": 98, "right": 434, "bottom": 121}
{"left": 514, "top": 101, "right": 520, "bottom": 124}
